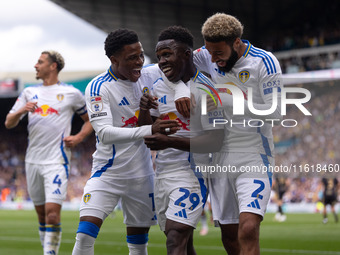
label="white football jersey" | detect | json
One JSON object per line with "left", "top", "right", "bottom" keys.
{"left": 150, "top": 70, "right": 216, "bottom": 178}
{"left": 85, "top": 65, "right": 160, "bottom": 179}
{"left": 10, "top": 82, "right": 87, "bottom": 165}
{"left": 194, "top": 40, "right": 283, "bottom": 156}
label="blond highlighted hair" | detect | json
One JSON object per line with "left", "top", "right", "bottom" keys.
{"left": 42, "top": 50, "right": 65, "bottom": 72}
{"left": 202, "top": 13, "right": 243, "bottom": 43}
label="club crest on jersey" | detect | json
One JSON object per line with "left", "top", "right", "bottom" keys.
{"left": 142, "top": 86, "right": 149, "bottom": 94}
{"left": 56, "top": 94, "right": 64, "bottom": 101}
{"left": 239, "top": 70, "right": 249, "bottom": 84}
{"left": 90, "top": 96, "right": 103, "bottom": 112}
{"left": 83, "top": 193, "right": 91, "bottom": 203}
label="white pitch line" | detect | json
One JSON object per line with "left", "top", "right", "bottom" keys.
{"left": 1, "top": 236, "right": 340, "bottom": 254}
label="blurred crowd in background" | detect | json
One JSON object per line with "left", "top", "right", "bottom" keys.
{"left": 1, "top": 27, "right": 339, "bottom": 207}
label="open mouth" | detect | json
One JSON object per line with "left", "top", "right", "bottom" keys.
{"left": 162, "top": 66, "right": 172, "bottom": 76}
{"left": 216, "top": 60, "right": 226, "bottom": 67}
{"left": 131, "top": 68, "right": 142, "bottom": 78}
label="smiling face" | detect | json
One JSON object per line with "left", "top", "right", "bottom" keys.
{"left": 156, "top": 39, "right": 187, "bottom": 83}
{"left": 111, "top": 42, "right": 144, "bottom": 82}
{"left": 205, "top": 40, "right": 239, "bottom": 73}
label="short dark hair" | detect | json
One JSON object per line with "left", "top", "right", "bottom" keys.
{"left": 158, "top": 26, "right": 194, "bottom": 48}
{"left": 104, "top": 29, "right": 139, "bottom": 58}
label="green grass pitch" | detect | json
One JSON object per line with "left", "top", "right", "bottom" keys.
{"left": 0, "top": 210, "right": 339, "bottom": 255}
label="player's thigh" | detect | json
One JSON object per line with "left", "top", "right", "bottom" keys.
{"left": 235, "top": 153, "right": 273, "bottom": 217}
{"left": 79, "top": 177, "right": 121, "bottom": 220}
{"left": 25, "top": 163, "right": 45, "bottom": 205}
{"left": 121, "top": 175, "right": 157, "bottom": 228}
{"left": 209, "top": 175, "right": 239, "bottom": 224}
{"left": 42, "top": 164, "right": 69, "bottom": 205}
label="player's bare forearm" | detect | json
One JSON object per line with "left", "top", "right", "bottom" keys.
{"left": 138, "top": 94, "right": 158, "bottom": 126}
{"left": 5, "top": 102, "right": 37, "bottom": 129}
{"left": 64, "top": 115, "right": 93, "bottom": 148}
{"left": 144, "top": 133, "right": 190, "bottom": 151}
{"left": 5, "top": 112, "right": 22, "bottom": 129}
{"left": 138, "top": 109, "right": 154, "bottom": 126}
{"left": 191, "top": 129, "right": 224, "bottom": 153}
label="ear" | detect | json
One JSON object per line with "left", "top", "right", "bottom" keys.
{"left": 233, "top": 38, "right": 241, "bottom": 51}
{"left": 110, "top": 55, "right": 118, "bottom": 65}
{"left": 184, "top": 49, "right": 192, "bottom": 59}
{"left": 50, "top": 62, "right": 58, "bottom": 71}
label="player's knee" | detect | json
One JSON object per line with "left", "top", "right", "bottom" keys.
{"left": 238, "top": 221, "right": 259, "bottom": 241}
{"left": 46, "top": 211, "right": 59, "bottom": 224}
{"left": 166, "top": 229, "right": 187, "bottom": 251}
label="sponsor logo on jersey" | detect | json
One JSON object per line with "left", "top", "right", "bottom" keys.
{"left": 174, "top": 209, "right": 187, "bottom": 218}
{"left": 33, "top": 104, "right": 59, "bottom": 116}
{"left": 163, "top": 112, "right": 190, "bottom": 131}
{"left": 83, "top": 193, "right": 91, "bottom": 203}
{"left": 121, "top": 110, "right": 140, "bottom": 127}
{"left": 119, "top": 97, "right": 130, "bottom": 106}
{"left": 247, "top": 199, "right": 261, "bottom": 209}
{"left": 56, "top": 93, "right": 64, "bottom": 101}
{"left": 158, "top": 95, "right": 167, "bottom": 104}
{"left": 91, "top": 112, "right": 107, "bottom": 118}
{"left": 239, "top": 70, "right": 250, "bottom": 83}
{"left": 142, "top": 86, "right": 149, "bottom": 94}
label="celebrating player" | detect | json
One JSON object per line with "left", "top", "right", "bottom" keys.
{"left": 5, "top": 50, "right": 93, "bottom": 255}
{"left": 193, "top": 13, "right": 283, "bottom": 255}
{"left": 71, "top": 29, "right": 180, "bottom": 255}
{"left": 140, "top": 25, "right": 223, "bottom": 255}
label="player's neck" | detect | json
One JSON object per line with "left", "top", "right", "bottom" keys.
{"left": 238, "top": 42, "right": 248, "bottom": 59}
{"left": 43, "top": 76, "right": 59, "bottom": 86}
{"left": 181, "top": 63, "right": 196, "bottom": 83}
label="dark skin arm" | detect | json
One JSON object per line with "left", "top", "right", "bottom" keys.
{"left": 175, "top": 94, "right": 218, "bottom": 118}
{"left": 175, "top": 97, "right": 191, "bottom": 118}
{"left": 138, "top": 93, "right": 181, "bottom": 134}
{"left": 144, "top": 129, "right": 224, "bottom": 152}
{"left": 138, "top": 93, "right": 158, "bottom": 126}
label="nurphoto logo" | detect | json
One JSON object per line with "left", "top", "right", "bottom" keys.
{"left": 200, "top": 84, "right": 312, "bottom": 128}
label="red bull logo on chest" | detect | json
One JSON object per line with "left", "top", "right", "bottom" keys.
{"left": 163, "top": 112, "right": 190, "bottom": 131}
{"left": 33, "top": 104, "right": 59, "bottom": 116}
{"left": 121, "top": 110, "right": 140, "bottom": 127}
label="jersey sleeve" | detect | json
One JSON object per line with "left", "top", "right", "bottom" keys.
{"left": 9, "top": 89, "right": 29, "bottom": 120}
{"left": 85, "top": 80, "right": 152, "bottom": 144}
{"left": 72, "top": 87, "right": 87, "bottom": 116}
{"left": 244, "top": 52, "right": 283, "bottom": 121}
{"left": 193, "top": 46, "right": 212, "bottom": 74}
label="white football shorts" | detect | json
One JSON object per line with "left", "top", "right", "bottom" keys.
{"left": 25, "top": 162, "right": 69, "bottom": 205}
{"left": 79, "top": 174, "right": 157, "bottom": 227}
{"left": 154, "top": 174, "right": 208, "bottom": 231}
{"left": 209, "top": 152, "right": 273, "bottom": 224}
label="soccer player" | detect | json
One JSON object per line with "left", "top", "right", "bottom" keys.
{"left": 193, "top": 13, "right": 283, "bottom": 255}
{"left": 71, "top": 29, "right": 180, "bottom": 255}
{"left": 5, "top": 50, "right": 93, "bottom": 255}
{"left": 273, "top": 176, "right": 289, "bottom": 222}
{"left": 140, "top": 25, "right": 223, "bottom": 255}
{"left": 321, "top": 176, "right": 339, "bottom": 223}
